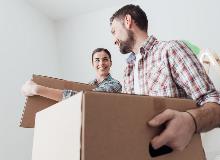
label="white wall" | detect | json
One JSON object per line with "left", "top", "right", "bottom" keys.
{"left": 56, "top": 8, "right": 127, "bottom": 84}
{"left": 0, "top": 0, "right": 60, "bottom": 160}
{"left": 56, "top": 0, "right": 220, "bottom": 160}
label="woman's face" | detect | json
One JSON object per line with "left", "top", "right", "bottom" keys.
{"left": 92, "top": 51, "right": 112, "bottom": 77}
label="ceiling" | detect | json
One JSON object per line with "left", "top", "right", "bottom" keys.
{"left": 26, "top": 0, "right": 132, "bottom": 20}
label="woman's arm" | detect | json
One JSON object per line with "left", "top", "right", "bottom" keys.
{"left": 21, "top": 80, "right": 63, "bottom": 101}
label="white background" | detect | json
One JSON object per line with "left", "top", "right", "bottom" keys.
{"left": 0, "top": 0, "right": 219, "bottom": 160}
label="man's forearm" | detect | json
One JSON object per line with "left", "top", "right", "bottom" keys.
{"left": 187, "top": 102, "right": 220, "bottom": 132}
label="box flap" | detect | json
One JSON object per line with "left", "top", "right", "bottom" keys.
{"left": 81, "top": 92, "right": 205, "bottom": 160}
{"left": 20, "top": 74, "right": 94, "bottom": 128}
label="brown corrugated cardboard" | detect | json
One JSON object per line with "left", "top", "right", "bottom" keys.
{"left": 32, "top": 91, "right": 206, "bottom": 160}
{"left": 20, "top": 75, "right": 95, "bottom": 128}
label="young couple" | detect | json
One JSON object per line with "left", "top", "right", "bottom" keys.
{"left": 22, "top": 4, "right": 220, "bottom": 152}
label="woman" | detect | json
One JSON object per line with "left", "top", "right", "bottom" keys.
{"left": 21, "top": 48, "right": 122, "bottom": 101}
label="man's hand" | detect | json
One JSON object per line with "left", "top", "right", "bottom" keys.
{"left": 21, "top": 80, "right": 39, "bottom": 97}
{"left": 148, "top": 109, "right": 196, "bottom": 151}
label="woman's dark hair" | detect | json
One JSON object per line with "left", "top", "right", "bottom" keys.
{"left": 110, "top": 4, "right": 148, "bottom": 32}
{"left": 92, "top": 48, "right": 112, "bottom": 62}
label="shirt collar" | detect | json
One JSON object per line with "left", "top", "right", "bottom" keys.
{"left": 126, "top": 52, "right": 136, "bottom": 64}
{"left": 126, "top": 35, "right": 157, "bottom": 64}
{"left": 91, "top": 74, "right": 112, "bottom": 86}
{"left": 140, "top": 35, "right": 157, "bottom": 55}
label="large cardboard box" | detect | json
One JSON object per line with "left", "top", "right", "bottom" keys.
{"left": 31, "top": 91, "right": 206, "bottom": 160}
{"left": 20, "top": 75, "right": 94, "bottom": 128}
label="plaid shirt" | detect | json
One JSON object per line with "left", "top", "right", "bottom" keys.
{"left": 124, "top": 35, "right": 220, "bottom": 106}
{"left": 63, "top": 74, "right": 122, "bottom": 99}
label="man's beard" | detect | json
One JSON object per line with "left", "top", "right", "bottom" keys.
{"left": 119, "top": 30, "right": 135, "bottom": 54}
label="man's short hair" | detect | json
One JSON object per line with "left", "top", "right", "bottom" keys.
{"left": 110, "top": 4, "right": 148, "bottom": 33}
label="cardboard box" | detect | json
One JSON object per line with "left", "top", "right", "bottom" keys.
{"left": 20, "top": 75, "right": 95, "bottom": 128}
{"left": 32, "top": 91, "right": 205, "bottom": 160}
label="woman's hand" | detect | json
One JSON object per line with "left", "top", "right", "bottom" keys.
{"left": 21, "top": 80, "right": 39, "bottom": 97}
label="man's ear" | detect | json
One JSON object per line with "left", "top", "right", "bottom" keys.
{"left": 124, "top": 14, "right": 132, "bottom": 29}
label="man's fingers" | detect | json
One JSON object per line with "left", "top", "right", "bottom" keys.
{"left": 150, "top": 127, "right": 172, "bottom": 149}
{"left": 148, "top": 109, "right": 175, "bottom": 127}
{"left": 150, "top": 110, "right": 195, "bottom": 151}
{"left": 148, "top": 109, "right": 176, "bottom": 149}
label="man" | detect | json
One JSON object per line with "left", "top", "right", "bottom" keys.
{"left": 110, "top": 4, "right": 220, "bottom": 151}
